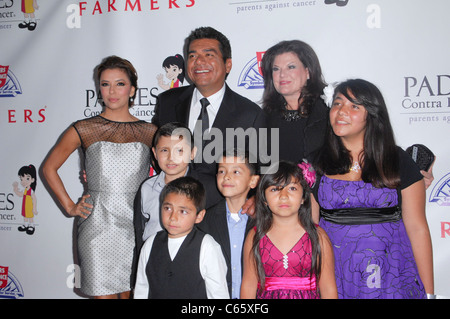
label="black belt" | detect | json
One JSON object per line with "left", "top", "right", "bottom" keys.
{"left": 320, "top": 206, "right": 402, "bottom": 225}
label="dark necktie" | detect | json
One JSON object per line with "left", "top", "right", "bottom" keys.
{"left": 196, "top": 97, "right": 210, "bottom": 134}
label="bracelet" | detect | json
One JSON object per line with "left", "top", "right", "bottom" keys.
{"left": 427, "top": 293, "right": 436, "bottom": 299}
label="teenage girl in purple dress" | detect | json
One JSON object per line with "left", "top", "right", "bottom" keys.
{"left": 311, "top": 79, "right": 434, "bottom": 299}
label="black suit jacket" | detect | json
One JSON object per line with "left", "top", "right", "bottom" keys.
{"left": 152, "top": 84, "right": 269, "bottom": 176}
{"left": 197, "top": 198, "right": 255, "bottom": 296}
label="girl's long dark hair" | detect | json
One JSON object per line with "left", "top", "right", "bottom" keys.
{"left": 261, "top": 40, "right": 326, "bottom": 117}
{"left": 252, "top": 161, "right": 321, "bottom": 293}
{"left": 314, "top": 79, "right": 400, "bottom": 188}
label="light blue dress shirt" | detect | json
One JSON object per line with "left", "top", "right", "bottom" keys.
{"left": 225, "top": 202, "right": 248, "bottom": 299}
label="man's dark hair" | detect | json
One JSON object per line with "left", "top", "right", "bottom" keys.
{"left": 184, "top": 26, "right": 232, "bottom": 63}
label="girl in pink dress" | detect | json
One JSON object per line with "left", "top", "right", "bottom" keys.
{"left": 241, "top": 161, "right": 337, "bottom": 299}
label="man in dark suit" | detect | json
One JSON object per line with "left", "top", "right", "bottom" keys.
{"left": 152, "top": 26, "right": 268, "bottom": 177}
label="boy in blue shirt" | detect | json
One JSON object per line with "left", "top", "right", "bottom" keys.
{"left": 198, "top": 148, "right": 259, "bottom": 298}
{"left": 134, "top": 122, "right": 221, "bottom": 247}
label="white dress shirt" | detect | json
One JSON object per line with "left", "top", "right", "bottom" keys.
{"left": 188, "top": 84, "right": 226, "bottom": 133}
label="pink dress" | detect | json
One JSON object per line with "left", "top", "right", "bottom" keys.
{"left": 257, "top": 232, "right": 319, "bottom": 299}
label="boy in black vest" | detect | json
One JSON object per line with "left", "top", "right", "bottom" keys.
{"left": 134, "top": 176, "right": 229, "bottom": 299}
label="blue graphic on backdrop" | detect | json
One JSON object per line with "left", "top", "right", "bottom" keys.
{"left": 0, "top": 66, "right": 22, "bottom": 97}
{"left": 0, "top": 267, "right": 24, "bottom": 299}
{"left": 429, "top": 172, "right": 450, "bottom": 206}
{"left": 237, "top": 52, "right": 265, "bottom": 90}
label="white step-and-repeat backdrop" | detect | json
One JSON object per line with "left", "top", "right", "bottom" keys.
{"left": 1, "top": 0, "right": 449, "bottom": 299}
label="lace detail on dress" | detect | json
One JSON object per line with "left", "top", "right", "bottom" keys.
{"left": 73, "top": 115, "right": 157, "bottom": 150}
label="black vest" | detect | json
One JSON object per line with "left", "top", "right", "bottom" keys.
{"left": 146, "top": 228, "right": 207, "bottom": 299}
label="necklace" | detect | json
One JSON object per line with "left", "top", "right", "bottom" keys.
{"left": 350, "top": 161, "right": 361, "bottom": 173}
{"left": 282, "top": 109, "right": 302, "bottom": 121}
{"left": 281, "top": 102, "right": 305, "bottom": 122}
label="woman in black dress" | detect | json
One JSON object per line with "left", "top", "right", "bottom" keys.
{"left": 260, "top": 40, "right": 330, "bottom": 164}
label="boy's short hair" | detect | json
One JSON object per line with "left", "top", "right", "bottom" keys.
{"left": 153, "top": 122, "right": 194, "bottom": 149}
{"left": 159, "top": 176, "right": 206, "bottom": 213}
{"left": 219, "top": 148, "right": 259, "bottom": 175}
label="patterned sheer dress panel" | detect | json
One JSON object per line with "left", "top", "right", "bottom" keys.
{"left": 73, "top": 116, "right": 157, "bottom": 150}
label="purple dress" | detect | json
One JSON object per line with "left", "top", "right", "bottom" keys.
{"left": 316, "top": 175, "right": 426, "bottom": 299}
{"left": 257, "top": 233, "right": 319, "bottom": 299}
